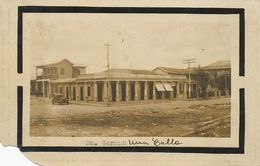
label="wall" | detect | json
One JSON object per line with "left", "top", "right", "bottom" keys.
{"left": 56, "top": 61, "right": 73, "bottom": 79}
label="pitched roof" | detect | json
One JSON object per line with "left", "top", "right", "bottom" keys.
{"left": 107, "top": 68, "right": 159, "bottom": 75}
{"left": 73, "top": 64, "right": 86, "bottom": 68}
{"left": 154, "top": 67, "right": 188, "bottom": 74}
{"left": 36, "top": 59, "right": 73, "bottom": 68}
{"left": 202, "top": 60, "right": 231, "bottom": 70}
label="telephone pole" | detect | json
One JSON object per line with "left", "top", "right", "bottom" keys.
{"left": 104, "top": 42, "right": 111, "bottom": 106}
{"left": 183, "top": 58, "right": 196, "bottom": 99}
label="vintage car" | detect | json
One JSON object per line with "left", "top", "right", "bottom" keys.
{"left": 52, "top": 93, "right": 69, "bottom": 105}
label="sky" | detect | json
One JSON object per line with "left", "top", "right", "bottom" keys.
{"left": 23, "top": 13, "right": 239, "bottom": 78}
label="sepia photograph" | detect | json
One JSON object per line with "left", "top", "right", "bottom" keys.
{"left": 25, "top": 13, "right": 235, "bottom": 139}
{"left": 3, "top": 0, "right": 260, "bottom": 164}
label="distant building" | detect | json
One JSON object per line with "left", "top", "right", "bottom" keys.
{"left": 200, "top": 60, "right": 231, "bottom": 96}
{"left": 31, "top": 59, "right": 231, "bottom": 103}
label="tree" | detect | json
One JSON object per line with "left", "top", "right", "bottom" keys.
{"left": 192, "top": 69, "right": 210, "bottom": 99}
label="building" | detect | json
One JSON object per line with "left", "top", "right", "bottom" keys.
{"left": 50, "top": 68, "right": 188, "bottom": 103}
{"left": 32, "top": 59, "right": 86, "bottom": 97}
{"left": 200, "top": 60, "right": 231, "bottom": 96}
{"left": 153, "top": 67, "right": 199, "bottom": 98}
{"left": 31, "top": 59, "right": 231, "bottom": 103}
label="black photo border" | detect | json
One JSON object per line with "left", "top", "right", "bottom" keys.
{"left": 17, "top": 6, "right": 245, "bottom": 153}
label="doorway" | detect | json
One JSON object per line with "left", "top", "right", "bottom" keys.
{"left": 111, "top": 82, "right": 116, "bottom": 102}
{"left": 148, "top": 82, "right": 153, "bottom": 99}
{"left": 80, "top": 87, "right": 84, "bottom": 100}
{"left": 97, "top": 82, "right": 103, "bottom": 102}
{"left": 130, "top": 82, "right": 135, "bottom": 100}
{"left": 121, "top": 82, "right": 126, "bottom": 101}
{"left": 66, "top": 87, "right": 69, "bottom": 99}
{"left": 73, "top": 87, "right": 76, "bottom": 100}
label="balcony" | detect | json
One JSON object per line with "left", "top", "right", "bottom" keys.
{"left": 36, "top": 74, "right": 58, "bottom": 80}
{"left": 36, "top": 75, "right": 43, "bottom": 80}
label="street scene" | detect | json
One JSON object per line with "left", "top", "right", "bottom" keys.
{"left": 30, "top": 58, "right": 231, "bottom": 137}
{"left": 30, "top": 96, "right": 230, "bottom": 137}
{"left": 26, "top": 14, "right": 235, "bottom": 138}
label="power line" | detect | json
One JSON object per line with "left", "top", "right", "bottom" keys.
{"left": 104, "top": 42, "right": 111, "bottom": 106}
{"left": 183, "top": 58, "right": 196, "bottom": 99}
{"left": 183, "top": 58, "right": 196, "bottom": 69}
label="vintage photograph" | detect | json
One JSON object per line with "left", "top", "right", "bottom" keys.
{"left": 26, "top": 13, "right": 234, "bottom": 138}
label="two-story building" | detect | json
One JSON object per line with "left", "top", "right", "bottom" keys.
{"left": 32, "top": 59, "right": 86, "bottom": 97}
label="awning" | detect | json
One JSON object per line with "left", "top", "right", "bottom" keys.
{"left": 155, "top": 82, "right": 166, "bottom": 91}
{"left": 162, "top": 82, "right": 173, "bottom": 91}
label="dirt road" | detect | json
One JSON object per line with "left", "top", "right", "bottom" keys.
{"left": 30, "top": 97, "right": 231, "bottom": 137}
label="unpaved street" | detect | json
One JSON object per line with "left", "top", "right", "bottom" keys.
{"left": 30, "top": 97, "right": 231, "bottom": 137}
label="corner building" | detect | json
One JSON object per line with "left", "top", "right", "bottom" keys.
{"left": 32, "top": 59, "right": 231, "bottom": 104}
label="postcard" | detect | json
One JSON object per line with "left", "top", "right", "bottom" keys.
{"left": 1, "top": 0, "right": 259, "bottom": 165}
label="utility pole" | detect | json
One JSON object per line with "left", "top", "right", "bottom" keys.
{"left": 183, "top": 58, "right": 196, "bottom": 99}
{"left": 104, "top": 42, "right": 111, "bottom": 106}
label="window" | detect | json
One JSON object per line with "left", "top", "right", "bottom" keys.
{"left": 60, "top": 68, "right": 64, "bottom": 74}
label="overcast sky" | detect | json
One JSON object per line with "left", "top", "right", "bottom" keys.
{"left": 23, "top": 13, "right": 238, "bottom": 78}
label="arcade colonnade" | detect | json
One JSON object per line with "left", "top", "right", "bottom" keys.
{"left": 51, "top": 80, "right": 189, "bottom": 103}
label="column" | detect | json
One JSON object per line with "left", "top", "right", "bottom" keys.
{"left": 196, "top": 83, "right": 199, "bottom": 98}
{"left": 176, "top": 82, "right": 180, "bottom": 99}
{"left": 116, "top": 81, "right": 120, "bottom": 102}
{"left": 84, "top": 82, "right": 88, "bottom": 102}
{"left": 35, "top": 80, "right": 38, "bottom": 97}
{"left": 107, "top": 81, "right": 111, "bottom": 102}
{"left": 76, "top": 83, "right": 79, "bottom": 101}
{"left": 62, "top": 84, "right": 65, "bottom": 98}
{"left": 93, "top": 81, "right": 97, "bottom": 102}
{"left": 70, "top": 84, "right": 73, "bottom": 100}
{"left": 48, "top": 81, "right": 51, "bottom": 98}
{"left": 135, "top": 81, "right": 139, "bottom": 101}
{"left": 64, "top": 84, "right": 67, "bottom": 98}
{"left": 224, "top": 76, "right": 229, "bottom": 96}
{"left": 217, "top": 90, "right": 221, "bottom": 97}
{"left": 183, "top": 82, "right": 187, "bottom": 100}
{"left": 66, "top": 84, "right": 70, "bottom": 100}
{"left": 125, "top": 81, "right": 130, "bottom": 101}
{"left": 196, "top": 90, "right": 200, "bottom": 98}
{"left": 144, "top": 81, "right": 148, "bottom": 100}
{"left": 161, "top": 82, "right": 165, "bottom": 100}
{"left": 103, "top": 81, "right": 108, "bottom": 102}
{"left": 152, "top": 82, "right": 156, "bottom": 100}
{"left": 214, "top": 90, "right": 218, "bottom": 97}
{"left": 225, "top": 89, "right": 229, "bottom": 96}
{"left": 42, "top": 81, "right": 45, "bottom": 97}
{"left": 170, "top": 82, "right": 174, "bottom": 99}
